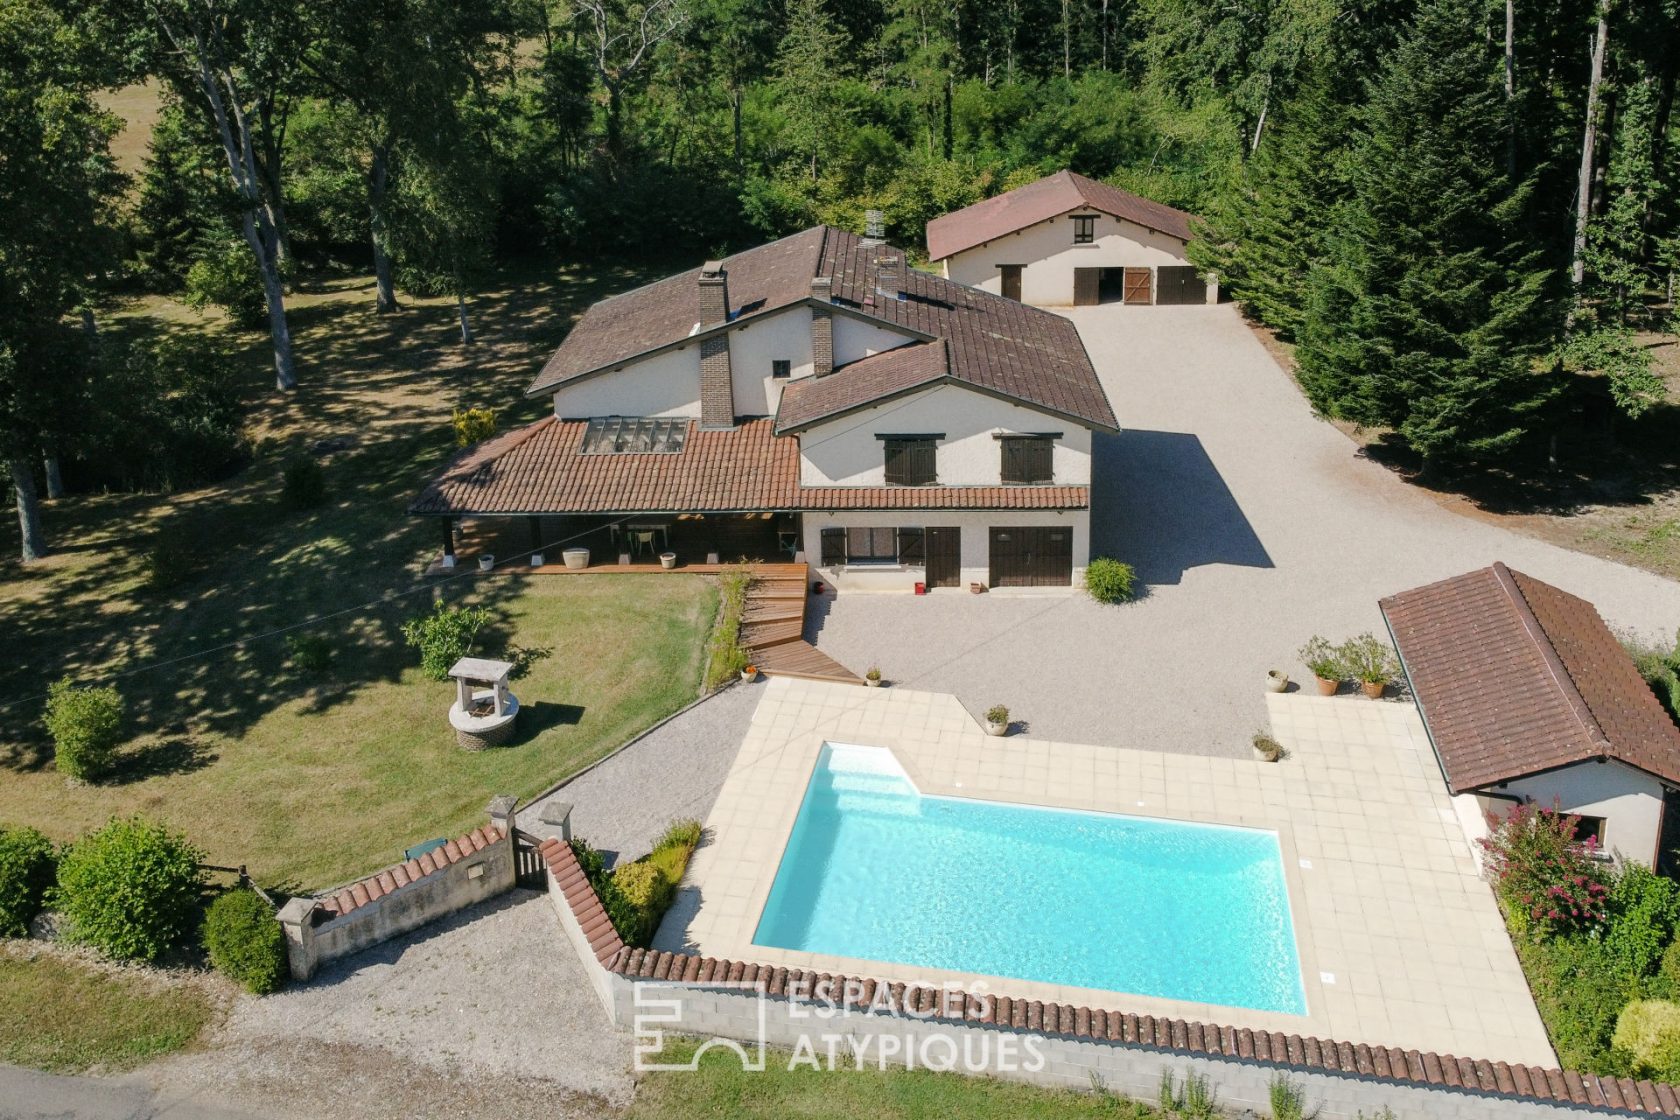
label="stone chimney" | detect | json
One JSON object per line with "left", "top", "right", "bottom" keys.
{"left": 698, "top": 261, "right": 730, "bottom": 325}
{"left": 875, "top": 254, "right": 903, "bottom": 302}
{"left": 811, "top": 276, "right": 833, "bottom": 377}
{"left": 697, "top": 262, "right": 735, "bottom": 428}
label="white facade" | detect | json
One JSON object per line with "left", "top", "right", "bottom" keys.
{"left": 801, "top": 509, "right": 1090, "bottom": 593}
{"left": 798, "top": 383, "right": 1091, "bottom": 488}
{"left": 1451, "top": 761, "right": 1668, "bottom": 870}
{"left": 939, "top": 209, "right": 1211, "bottom": 307}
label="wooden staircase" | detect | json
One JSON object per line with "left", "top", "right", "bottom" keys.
{"left": 740, "top": 564, "right": 862, "bottom": 685}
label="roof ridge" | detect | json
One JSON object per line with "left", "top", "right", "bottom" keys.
{"left": 1491, "top": 561, "right": 1613, "bottom": 755}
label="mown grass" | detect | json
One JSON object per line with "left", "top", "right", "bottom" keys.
{"left": 625, "top": 1037, "right": 1162, "bottom": 1119}
{"left": 0, "top": 949, "right": 216, "bottom": 1073}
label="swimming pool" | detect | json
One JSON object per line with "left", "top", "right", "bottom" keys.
{"left": 752, "top": 743, "right": 1306, "bottom": 1015}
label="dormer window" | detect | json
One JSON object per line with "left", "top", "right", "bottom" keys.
{"left": 1072, "top": 215, "right": 1096, "bottom": 244}
{"left": 772, "top": 359, "right": 791, "bottom": 379}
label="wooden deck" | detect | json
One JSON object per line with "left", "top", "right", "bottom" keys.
{"left": 739, "top": 565, "right": 862, "bottom": 686}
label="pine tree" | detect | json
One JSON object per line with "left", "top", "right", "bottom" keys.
{"left": 1294, "top": 0, "right": 1563, "bottom": 469}
{"left": 774, "top": 0, "right": 850, "bottom": 181}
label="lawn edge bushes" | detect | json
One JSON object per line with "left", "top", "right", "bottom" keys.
{"left": 0, "top": 827, "right": 57, "bottom": 937}
{"left": 55, "top": 817, "right": 206, "bottom": 963}
{"left": 44, "top": 678, "right": 124, "bottom": 783}
{"left": 201, "top": 889, "right": 286, "bottom": 994}
{"left": 572, "top": 820, "right": 704, "bottom": 949}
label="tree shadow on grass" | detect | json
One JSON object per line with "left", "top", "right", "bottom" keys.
{"left": 514, "top": 701, "right": 585, "bottom": 743}
{"left": 104, "top": 737, "right": 218, "bottom": 785}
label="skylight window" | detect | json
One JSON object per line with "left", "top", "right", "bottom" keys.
{"left": 580, "top": 416, "right": 689, "bottom": 454}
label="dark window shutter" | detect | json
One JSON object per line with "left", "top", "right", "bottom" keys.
{"left": 914, "top": 440, "right": 936, "bottom": 485}
{"left": 820, "top": 527, "right": 845, "bottom": 566}
{"left": 884, "top": 441, "right": 906, "bottom": 485}
{"left": 1002, "top": 439, "right": 1023, "bottom": 483}
{"left": 897, "top": 527, "right": 925, "bottom": 564}
{"left": 1002, "top": 437, "right": 1052, "bottom": 483}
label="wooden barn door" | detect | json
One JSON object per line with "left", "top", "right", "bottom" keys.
{"left": 989, "top": 527, "right": 1073, "bottom": 587}
{"left": 1072, "top": 268, "right": 1101, "bottom": 306}
{"left": 1122, "top": 267, "right": 1153, "bottom": 305}
{"left": 925, "top": 527, "right": 961, "bottom": 588}
{"left": 1156, "top": 265, "right": 1205, "bottom": 305}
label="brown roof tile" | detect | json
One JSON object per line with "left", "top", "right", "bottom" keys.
{"left": 926, "top": 169, "right": 1196, "bottom": 261}
{"left": 774, "top": 341, "right": 949, "bottom": 431}
{"left": 411, "top": 417, "right": 1088, "bottom": 516}
{"left": 1380, "top": 563, "right": 1680, "bottom": 791}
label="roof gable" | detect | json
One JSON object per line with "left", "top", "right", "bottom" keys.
{"left": 1380, "top": 563, "right": 1680, "bottom": 791}
{"left": 925, "top": 170, "right": 1196, "bottom": 261}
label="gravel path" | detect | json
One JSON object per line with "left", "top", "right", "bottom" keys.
{"left": 811, "top": 304, "right": 1680, "bottom": 757}
{"left": 518, "top": 682, "right": 762, "bottom": 863}
{"left": 145, "top": 891, "right": 628, "bottom": 1116}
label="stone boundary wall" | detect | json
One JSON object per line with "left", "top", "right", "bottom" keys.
{"left": 278, "top": 796, "right": 519, "bottom": 980}
{"left": 537, "top": 836, "right": 1680, "bottom": 1118}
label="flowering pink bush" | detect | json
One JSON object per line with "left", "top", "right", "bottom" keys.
{"left": 1479, "top": 802, "right": 1610, "bottom": 939}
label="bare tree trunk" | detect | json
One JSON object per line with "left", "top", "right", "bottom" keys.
{"left": 246, "top": 209, "right": 296, "bottom": 390}
{"left": 255, "top": 95, "right": 293, "bottom": 271}
{"left": 456, "top": 291, "right": 474, "bottom": 345}
{"left": 1061, "top": 0, "right": 1070, "bottom": 78}
{"left": 1250, "top": 76, "right": 1272, "bottom": 155}
{"left": 1571, "top": 0, "right": 1610, "bottom": 290}
{"left": 11, "top": 458, "right": 46, "bottom": 562}
{"left": 43, "top": 456, "right": 64, "bottom": 500}
{"left": 369, "top": 143, "right": 398, "bottom": 313}
{"left": 1505, "top": 0, "right": 1517, "bottom": 175}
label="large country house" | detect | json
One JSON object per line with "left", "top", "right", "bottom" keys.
{"left": 413, "top": 225, "right": 1117, "bottom": 591}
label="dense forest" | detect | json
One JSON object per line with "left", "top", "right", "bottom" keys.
{"left": 2, "top": 0, "right": 1678, "bottom": 561}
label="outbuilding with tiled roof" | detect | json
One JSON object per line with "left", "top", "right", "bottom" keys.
{"left": 1380, "top": 562, "right": 1680, "bottom": 868}
{"left": 926, "top": 170, "right": 1214, "bottom": 308}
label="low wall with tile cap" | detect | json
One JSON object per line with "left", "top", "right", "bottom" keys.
{"left": 278, "top": 799, "right": 518, "bottom": 981}
{"left": 538, "top": 836, "right": 1680, "bottom": 1118}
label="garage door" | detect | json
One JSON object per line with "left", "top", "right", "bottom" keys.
{"left": 988, "top": 527, "right": 1073, "bottom": 588}
{"left": 1073, "top": 268, "right": 1100, "bottom": 306}
{"left": 1156, "top": 266, "right": 1205, "bottom": 305}
{"left": 1122, "top": 267, "right": 1153, "bottom": 305}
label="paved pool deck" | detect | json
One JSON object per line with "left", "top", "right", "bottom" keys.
{"left": 662, "top": 676, "right": 1555, "bottom": 1069}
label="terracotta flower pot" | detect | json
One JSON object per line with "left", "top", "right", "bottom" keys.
{"left": 1361, "top": 680, "right": 1386, "bottom": 699}
{"left": 1315, "top": 676, "right": 1339, "bottom": 696}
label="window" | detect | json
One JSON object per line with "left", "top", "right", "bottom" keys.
{"left": 1072, "top": 215, "right": 1096, "bottom": 244}
{"left": 1572, "top": 814, "right": 1608, "bottom": 846}
{"left": 1000, "top": 435, "right": 1055, "bottom": 484}
{"left": 771, "top": 359, "right": 791, "bottom": 379}
{"left": 820, "top": 527, "right": 924, "bottom": 566}
{"left": 881, "top": 436, "right": 938, "bottom": 486}
{"left": 580, "top": 416, "right": 688, "bottom": 454}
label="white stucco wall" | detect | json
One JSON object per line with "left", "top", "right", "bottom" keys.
{"left": 833, "top": 314, "right": 918, "bottom": 364}
{"left": 550, "top": 345, "right": 702, "bottom": 419}
{"left": 802, "top": 510, "right": 1089, "bottom": 592}
{"left": 940, "top": 210, "right": 1194, "bottom": 306}
{"left": 728, "top": 306, "right": 815, "bottom": 417}
{"left": 798, "top": 384, "right": 1092, "bottom": 488}
{"left": 1493, "top": 762, "right": 1667, "bottom": 867}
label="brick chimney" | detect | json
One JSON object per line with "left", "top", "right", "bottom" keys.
{"left": 811, "top": 276, "right": 833, "bottom": 377}
{"left": 875, "top": 254, "right": 903, "bottom": 302}
{"left": 697, "top": 262, "right": 734, "bottom": 429}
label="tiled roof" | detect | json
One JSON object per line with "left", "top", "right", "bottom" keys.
{"left": 524, "top": 225, "right": 1117, "bottom": 434}
{"left": 319, "top": 824, "right": 504, "bottom": 920}
{"left": 410, "top": 417, "right": 1088, "bottom": 516}
{"left": 1380, "top": 563, "right": 1680, "bottom": 792}
{"left": 540, "top": 833, "right": 1680, "bottom": 1115}
{"left": 926, "top": 170, "right": 1196, "bottom": 261}
{"left": 774, "top": 341, "right": 948, "bottom": 432}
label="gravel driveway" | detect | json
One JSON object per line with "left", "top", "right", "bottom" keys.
{"left": 810, "top": 304, "right": 1680, "bottom": 756}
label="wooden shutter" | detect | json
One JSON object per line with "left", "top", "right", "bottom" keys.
{"left": 820, "top": 527, "right": 845, "bottom": 566}
{"left": 910, "top": 440, "right": 936, "bottom": 484}
{"left": 884, "top": 440, "right": 907, "bottom": 486}
{"left": 897, "top": 527, "right": 925, "bottom": 564}
{"left": 1002, "top": 437, "right": 1052, "bottom": 483}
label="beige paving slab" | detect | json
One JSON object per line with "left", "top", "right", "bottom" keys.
{"left": 665, "top": 677, "right": 1556, "bottom": 1067}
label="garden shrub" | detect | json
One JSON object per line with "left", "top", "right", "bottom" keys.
{"left": 1606, "top": 865, "right": 1680, "bottom": 982}
{"left": 1518, "top": 934, "right": 1634, "bottom": 1075}
{"left": 703, "top": 567, "right": 752, "bottom": 690}
{"left": 1628, "top": 629, "right": 1680, "bottom": 723}
{"left": 279, "top": 458, "right": 328, "bottom": 511}
{"left": 1479, "top": 802, "right": 1609, "bottom": 939}
{"left": 402, "top": 601, "right": 494, "bottom": 681}
{"left": 202, "top": 889, "right": 286, "bottom": 994}
{"left": 44, "top": 677, "right": 124, "bottom": 783}
{"left": 452, "top": 406, "right": 497, "bottom": 448}
{"left": 612, "top": 860, "right": 675, "bottom": 943}
{"left": 654, "top": 820, "right": 703, "bottom": 853}
{"left": 143, "top": 527, "right": 206, "bottom": 592}
{"left": 569, "top": 839, "right": 643, "bottom": 946}
{"left": 1083, "top": 557, "right": 1137, "bottom": 603}
{"left": 1615, "top": 1000, "right": 1680, "bottom": 1081}
{"left": 285, "top": 633, "right": 333, "bottom": 674}
{"left": 1657, "top": 938, "right": 1680, "bottom": 999}
{"left": 0, "top": 826, "right": 57, "bottom": 937}
{"left": 55, "top": 816, "right": 205, "bottom": 963}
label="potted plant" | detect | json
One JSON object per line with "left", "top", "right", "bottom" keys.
{"left": 1265, "top": 669, "right": 1289, "bottom": 693}
{"left": 1298, "top": 636, "right": 1342, "bottom": 695}
{"left": 660, "top": 551, "right": 678, "bottom": 570}
{"left": 1252, "top": 731, "right": 1283, "bottom": 762}
{"left": 865, "top": 666, "right": 882, "bottom": 688}
{"left": 478, "top": 554, "right": 495, "bottom": 572}
{"left": 741, "top": 664, "right": 759, "bottom": 683}
{"left": 984, "top": 705, "right": 1009, "bottom": 736}
{"left": 1339, "top": 632, "right": 1400, "bottom": 699}
{"left": 970, "top": 582, "right": 987, "bottom": 595}
{"left": 562, "top": 547, "right": 590, "bottom": 570}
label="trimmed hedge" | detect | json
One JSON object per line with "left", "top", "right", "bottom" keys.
{"left": 1616, "top": 1000, "right": 1680, "bottom": 1081}
{"left": 0, "top": 827, "right": 57, "bottom": 937}
{"left": 202, "top": 889, "right": 286, "bottom": 994}
{"left": 44, "top": 678, "right": 124, "bottom": 783}
{"left": 1083, "top": 557, "right": 1137, "bottom": 604}
{"left": 55, "top": 817, "right": 205, "bottom": 963}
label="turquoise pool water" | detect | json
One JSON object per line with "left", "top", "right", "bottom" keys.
{"left": 753, "top": 744, "right": 1306, "bottom": 1015}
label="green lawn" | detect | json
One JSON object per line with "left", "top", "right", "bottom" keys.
{"left": 0, "top": 260, "right": 706, "bottom": 890}
{"left": 625, "top": 1038, "right": 1160, "bottom": 1119}
{"left": 0, "top": 949, "right": 217, "bottom": 1073}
